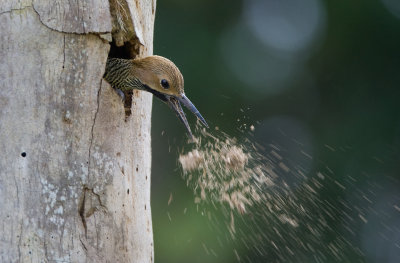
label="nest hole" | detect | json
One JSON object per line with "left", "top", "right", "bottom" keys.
{"left": 107, "top": 39, "right": 140, "bottom": 119}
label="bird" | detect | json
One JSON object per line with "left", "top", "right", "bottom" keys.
{"left": 103, "top": 55, "right": 208, "bottom": 137}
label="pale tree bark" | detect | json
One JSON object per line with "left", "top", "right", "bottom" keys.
{"left": 0, "top": 0, "right": 155, "bottom": 262}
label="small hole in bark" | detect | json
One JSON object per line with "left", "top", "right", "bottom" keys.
{"left": 136, "top": 166, "right": 139, "bottom": 172}
{"left": 145, "top": 205, "right": 146, "bottom": 210}
{"left": 127, "top": 189, "right": 129, "bottom": 194}
{"left": 21, "top": 152, "right": 26, "bottom": 157}
{"left": 108, "top": 40, "right": 136, "bottom": 59}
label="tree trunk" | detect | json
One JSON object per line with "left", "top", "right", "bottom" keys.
{"left": 0, "top": 0, "right": 155, "bottom": 262}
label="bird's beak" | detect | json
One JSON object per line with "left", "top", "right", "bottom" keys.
{"left": 166, "top": 94, "right": 208, "bottom": 137}
{"left": 167, "top": 97, "right": 193, "bottom": 137}
{"left": 178, "top": 94, "right": 208, "bottom": 128}
{"left": 143, "top": 84, "right": 208, "bottom": 137}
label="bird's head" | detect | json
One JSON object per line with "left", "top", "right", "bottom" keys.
{"left": 133, "top": 55, "right": 208, "bottom": 137}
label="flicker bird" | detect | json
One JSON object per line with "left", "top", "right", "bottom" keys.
{"left": 104, "top": 56, "right": 208, "bottom": 137}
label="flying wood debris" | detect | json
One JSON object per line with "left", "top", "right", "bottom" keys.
{"left": 179, "top": 127, "right": 269, "bottom": 214}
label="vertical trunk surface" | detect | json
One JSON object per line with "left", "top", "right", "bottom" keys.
{"left": 0, "top": 0, "right": 155, "bottom": 262}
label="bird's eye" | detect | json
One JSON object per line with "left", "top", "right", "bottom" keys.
{"left": 161, "top": 79, "right": 169, "bottom": 89}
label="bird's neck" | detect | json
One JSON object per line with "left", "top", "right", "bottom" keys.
{"left": 104, "top": 58, "right": 144, "bottom": 92}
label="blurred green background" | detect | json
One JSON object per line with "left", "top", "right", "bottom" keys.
{"left": 150, "top": 0, "right": 400, "bottom": 262}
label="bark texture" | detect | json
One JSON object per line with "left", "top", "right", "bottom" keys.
{"left": 0, "top": 0, "right": 155, "bottom": 262}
